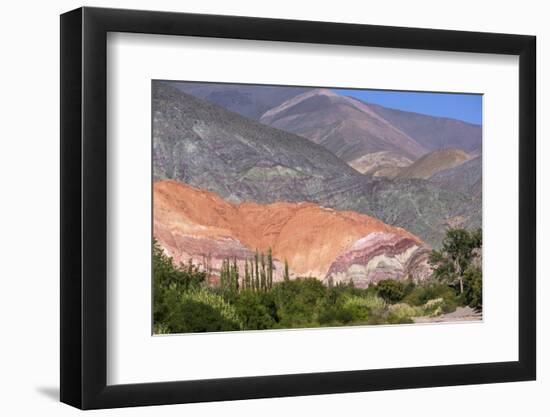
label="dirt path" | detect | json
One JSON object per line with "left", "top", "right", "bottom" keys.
{"left": 413, "top": 306, "right": 482, "bottom": 324}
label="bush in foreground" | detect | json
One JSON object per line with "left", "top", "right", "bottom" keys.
{"left": 376, "top": 279, "right": 406, "bottom": 303}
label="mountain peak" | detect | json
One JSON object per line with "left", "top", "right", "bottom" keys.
{"left": 310, "top": 88, "right": 339, "bottom": 97}
{"left": 259, "top": 88, "right": 337, "bottom": 120}
{"left": 259, "top": 88, "right": 427, "bottom": 162}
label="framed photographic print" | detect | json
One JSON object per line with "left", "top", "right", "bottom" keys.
{"left": 60, "top": 6, "right": 536, "bottom": 409}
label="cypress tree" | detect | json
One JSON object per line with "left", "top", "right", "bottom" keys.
{"left": 226, "top": 259, "right": 231, "bottom": 291}
{"left": 220, "top": 259, "right": 227, "bottom": 290}
{"left": 267, "top": 247, "right": 273, "bottom": 289}
{"left": 251, "top": 260, "right": 254, "bottom": 290}
{"left": 244, "top": 261, "right": 249, "bottom": 290}
{"left": 228, "top": 259, "right": 232, "bottom": 289}
{"left": 284, "top": 259, "right": 290, "bottom": 282}
{"left": 233, "top": 258, "right": 239, "bottom": 292}
{"left": 254, "top": 250, "right": 260, "bottom": 292}
{"left": 260, "top": 252, "right": 266, "bottom": 291}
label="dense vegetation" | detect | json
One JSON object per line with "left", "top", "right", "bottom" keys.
{"left": 153, "top": 228, "right": 482, "bottom": 334}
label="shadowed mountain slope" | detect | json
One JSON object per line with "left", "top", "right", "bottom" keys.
{"left": 430, "top": 155, "right": 482, "bottom": 197}
{"left": 170, "top": 81, "right": 307, "bottom": 121}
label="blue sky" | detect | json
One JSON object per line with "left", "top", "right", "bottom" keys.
{"left": 334, "top": 88, "right": 482, "bottom": 125}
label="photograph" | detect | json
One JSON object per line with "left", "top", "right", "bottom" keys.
{"left": 152, "top": 80, "right": 483, "bottom": 334}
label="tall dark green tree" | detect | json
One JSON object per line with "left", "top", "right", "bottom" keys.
{"left": 233, "top": 258, "right": 239, "bottom": 292}
{"left": 244, "top": 260, "right": 250, "bottom": 290}
{"left": 219, "top": 259, "right": 227, "bottom": 290}
{"left": 260, "top": 252, "right": 267, "bottom": 291}
{"left": 283, "top": 259, "right": 290, "bottom": 282}
{"left": 267, "top": 247, "right": 273, "bottom": 289}
{"left": 254, "top": 250, "right": 260, "bottom": 292}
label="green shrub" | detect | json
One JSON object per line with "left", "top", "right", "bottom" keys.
{"left": 234, "top": 290, "right": 276, "bottom": 330}
{"left": 340, "top": 295, "right": 372, "bottom": 322}
{"left": 271, "top": 278, "right": 327, "bottom": 328}
{"left": 463, "top": 266, "right": 482, "bottom": 309}
{"left": 153, "top": 322, "right": 170, "bottom": 335}
{"left": 403, "top": 283, "right": 458, "bottom": 313}
{"left": 376, "top": 279, "right": 406, "bottom": 303}
{"left": 318, "top": 294, "right": 387, "bottom": 326}
{"left": 165, "top": 299, "right": 242, "bottom": 333}
{"left": 181, "top": 289, "right": 243, "bottom": 327}
{"left": 359, "top": 294, "right": 387, "bottom": 311}
{"left": 153, "top": 239, "right": 206, "bottom": 330}
{"left": 389, "top": 303, "right": 423, "bottom": 319}
{"left": 318, "top": 306, "right": 354, "bottom": 325}
{"left": 422, "top": 298, "right": 444, "bottom": 316}
{"left": 386, "top": 313, "right": 414, "bottom": 324}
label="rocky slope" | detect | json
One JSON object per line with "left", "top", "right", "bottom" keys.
{"left": 429, "top": 155, "right": 482, "bottom": 197}
{"left": 326, "top": 232, "right": 432, "bottom": 286}
{"left": 368, "top": 102, "right": 482, "bottom": 154}
{"left": 259, "top": 89, "right": 427, "bottom": 163}
{"left": 395, "top": 148, "right": 471, "bottom": 180}
{"left": 349, "top": 151, "right": 413, "bottom": 177}
{"left": 154, "top": 180, "right": 432, "bottom": 286}
{"left": 152, "top": 82, "right": 481, "bottom": 247}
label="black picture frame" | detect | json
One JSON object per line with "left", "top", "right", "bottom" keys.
{"left": 60, "top": 6, "right": 536, "bottom": 410}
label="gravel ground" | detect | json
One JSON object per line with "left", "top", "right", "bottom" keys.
{"left": 413, "top": 306, "right": 482, "bottom": 323}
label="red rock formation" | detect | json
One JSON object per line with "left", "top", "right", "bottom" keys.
{"left": 154, "top": 180, "right": 432, "bottom": 286}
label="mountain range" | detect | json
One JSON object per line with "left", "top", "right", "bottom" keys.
{"left": 175, "top": 82, "right": 482, "bottom": 179}
{"left": 153, "top": 82, "right": 481, "bottom": 247}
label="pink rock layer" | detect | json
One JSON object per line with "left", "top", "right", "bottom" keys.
{"left": 325, "top": 232, "right": 432, "bottom": 288}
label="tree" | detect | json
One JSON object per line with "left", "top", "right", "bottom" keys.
{"left": 271, "top": 278, "right": 326, "bottom": 327}
{"left": 430, "top": 228, "right": 482, "bottom": 294}
{"left": 284, "top": 259, "right": 290, "bottom": 282}
{"left": 260, "top": 252, "right": 266, "bottom": 291}
{"left": 152, "top": 239, "right": 206, "bottom": 331}
{"left": 254, "top": 250, "right": 260, "bottom": 292}
{"left": 232, "top": 258, "right": 239, "bottom": 292}
{"left": 376, "top": 279, "right": 405, "bottom": 303}
{"left": 244, "top": 260, "right": 250, "bottom": 290}
{"left": 219, "top": 259, "right": 229, "bottom": 291}
{"left": 153, "top": 240, "right": 205, "bottom": 291}
{"left": 463, "top": 266, "right": 482, "bottom": 309}
{"left": 251, "top": 260, "right": 255, "bottom": 290}
{"left": 234, "top": 290, "right": 276, "bottom": 330}
{"left": 267, "top": 247, "right": 273, "bottom": 289}
{"left": 201, "top": 252, "right": 212, "bottom": 276}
